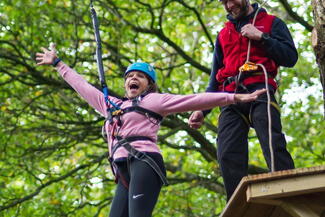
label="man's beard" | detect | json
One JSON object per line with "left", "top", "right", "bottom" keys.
{"left": 229, "top": 0, "right": 250, "bottom": 19}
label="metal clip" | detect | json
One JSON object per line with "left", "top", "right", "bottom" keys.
{"left": 112, "top": 109, "right": 123, "bottom": 116}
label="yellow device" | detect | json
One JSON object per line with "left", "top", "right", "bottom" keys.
{"left": 239, "top": 61, "right": 259, "bottom": 72}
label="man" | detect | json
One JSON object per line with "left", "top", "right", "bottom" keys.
{"left": 188, "top": 0, "right": 297, "bottom": 201}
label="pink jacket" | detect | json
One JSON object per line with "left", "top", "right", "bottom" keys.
{"left": 56, "top": 63, "right": 235, "bottom": 160}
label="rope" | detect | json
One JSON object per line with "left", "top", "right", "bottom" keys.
{"left": 257, "top": 63, "right": 274, "bottom": 172}
{"left": 245, "top": 6, "right": 261, "bottom": 63}
{"left": 239, "top": 0, "right": 275, "bottom": 172}
{"left": 245, "top": 0, "right": 268, "bottom": 63}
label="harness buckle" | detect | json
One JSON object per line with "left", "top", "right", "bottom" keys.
{"left": 112, "top": 109, "right": 123, "bottom": 116}
{"left": 133, "top": 151, "right": 145, "bottom": 160}
{"left": 118, "top": 138, "right": 128, "bottom": 146}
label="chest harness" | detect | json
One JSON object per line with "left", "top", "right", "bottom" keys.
{"left": 90, "top": 1, "right": 168, "bottom": 186}
{"left": 103, "top": 94, "right": 168, "bottom": 186}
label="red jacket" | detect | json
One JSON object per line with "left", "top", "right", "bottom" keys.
{"left": 217, "top": 11, "right": 278, "bottom": 91}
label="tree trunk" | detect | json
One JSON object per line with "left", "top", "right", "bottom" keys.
{"left": 311, "top": 0, "right": 325, "bottom": 117}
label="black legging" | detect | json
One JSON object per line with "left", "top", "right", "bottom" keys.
{"left": 109, "top": 153, "right": 166, "bottom": 217}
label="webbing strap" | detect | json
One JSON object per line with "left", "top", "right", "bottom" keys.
{"left": 111, "top": 136, "right": 154, "bottom": 156}
{"left": 249, "top": 100, "right": 281, "bottom": 126}
{"left": 222, "top": 71, "right": 273, "bottom": 91}
{"left": 254, "top": 99, "right": 281, "bottom": 113}
{"left": 125, "top": 145, "right": 168, "bottom": 186}
{"left": 123, "top": 106, "right": 163, "bottom": 123}
{"left": 225, "top": 99, "right": 281, "bottom": 128}
{"left": 107, "top": 105, "right": 163, "bottom": 125}
{"left": 111, "top": 136, "right": 168, "bottom": 186}
{"left": 229, "top": 105, "right": 251, "bottom": 127}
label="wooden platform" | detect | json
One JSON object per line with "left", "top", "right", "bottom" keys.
{"left": 220, "top": 166, "right": 325, "bottom": 217}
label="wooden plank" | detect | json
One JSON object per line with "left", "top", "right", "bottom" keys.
{"left": 220, "top": 179, "right": 250, "bottom": 217}
{"left": 242, "top": 203, "right": 275, "bottom": 217}
{"left": 220, "top": 186, "right": 248, "bottom": 217}
{"left": 301, "top": 193, "right": 325, "bottom": 214}
{"left": 244, "top": 166, "right": 325, "bottom": 184}
{"left": 248, "top": 195, "right": 325, "bottom": 217}
{"left": 246, "top": 172, "right": 325, "bottom": 201}
{"left": 221, "top": 166, "right": 325, "bottom": 217}
{"left": 246, "top": 198, "right": 281, "bottom": 206}
{"left": 269, "top": 206, "right": 291, "bottom": 217}
{"left": 280, "top": 197, "right": 320, "bottom": 217}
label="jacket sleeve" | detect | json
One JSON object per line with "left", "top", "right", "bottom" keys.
{"left": 56, "top": 63, "right": 120, "bottom": 117}
{"left": 203, "top": 35, "right": 225, "bottom": 116}
{"left": 263, "top": 17, "right": 298, "bottom": 67}
{"left": 206, "top": 35, "right": 224, "bottom": 93}
{"left": 159, "top": 92, "right": 235, "bottom": 117}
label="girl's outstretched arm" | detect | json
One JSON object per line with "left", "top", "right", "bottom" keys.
{"left": 35, "top": 43, "right": 120, "bottom": 117}
{"left": 36, "top": 43, "right": 57, "bottom": 66}
{"left": 160, "top": 89, "right": 266, "bottom": 116}
{"left": 188, "top": 89, "right": 266, "bottom": 129}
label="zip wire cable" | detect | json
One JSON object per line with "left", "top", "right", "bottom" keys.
{"left": 90, "top": 0, "right": 120, "bottom": 111}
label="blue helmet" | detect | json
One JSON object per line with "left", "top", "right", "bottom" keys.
{"left": 124, "top": 62, "right": 156, "bottom": 83}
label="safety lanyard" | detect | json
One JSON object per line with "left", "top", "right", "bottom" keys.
{"left": 90, "top": 0, "right": 120, "bottom": 112}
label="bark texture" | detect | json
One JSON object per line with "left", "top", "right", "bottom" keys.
{"left": 311, "top": 0, "right": 325, "bottom": 116}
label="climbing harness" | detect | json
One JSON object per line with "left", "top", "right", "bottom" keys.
{"left": 105, "top": 95, "right": 168, "bottom": 186}
{"left": 222, "top": 71, "right": 273, "bottom": 93}
{"left": 222, "top": 0, "right": 275, "bottom": 172}
{"left": 89, "top": 1, "right": 168, "bottom": 185}
{"left": 110, "top": 135, "right": 168, "bottom": 186}
{"left": 106, "top": 95, "right": 163, "bottom": 126}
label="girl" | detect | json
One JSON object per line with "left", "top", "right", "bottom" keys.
{"left": 36, "top": 44, "right": 265, "bottom": 217}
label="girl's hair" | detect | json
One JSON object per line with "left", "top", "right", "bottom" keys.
{"left": 146, "top": 76, "right": 158, "bottom": 93}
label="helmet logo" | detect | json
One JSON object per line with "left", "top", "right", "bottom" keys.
{"left": 148, "top": 65, "right": 153, "bottom": 72}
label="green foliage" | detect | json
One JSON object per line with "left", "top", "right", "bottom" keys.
{"left": 0, "top": 0, "right": 323, "bottom": 216}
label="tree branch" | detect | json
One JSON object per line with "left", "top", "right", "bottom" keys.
{"left": 103, "top": 0, "right": 210, "bottom": 74}
{"left": 278, "top": 0, "right": 313, "bottom": 32}
{"left": 0, "top": 152, "right": 108, "bottom": 211}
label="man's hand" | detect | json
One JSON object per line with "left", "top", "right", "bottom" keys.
{"left": 188, "top": 111, "right": 205, "bottom": 129}
{"left": 240, "top": 24, "right": 263, "bottom": 41}
{"left": 234, "top": 89, "right": 266, "bottom": 103}
{"left": 36, "top": 43, "right": 58, "bottom": 65}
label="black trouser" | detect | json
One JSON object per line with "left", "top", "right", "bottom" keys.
{"left": 109, "top": 153, "right": 166, "bottom": 217}
{"left": 217, "top": 89, "right": 295, "bottom": 201}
